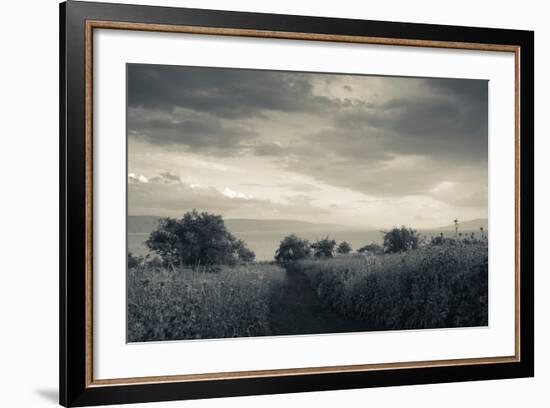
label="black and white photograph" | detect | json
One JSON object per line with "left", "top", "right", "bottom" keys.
{"left": 126, "top": 64, "right": 489, "bottom": 342}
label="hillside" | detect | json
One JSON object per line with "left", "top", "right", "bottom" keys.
{"left": 128, "top": 215, "right": 488, "bottom": 235}
{"left": 434, "top": 218, "right": 488, "bottom": 231}
{"left": 127, "top": 215, "right": 364, "bottom": 235}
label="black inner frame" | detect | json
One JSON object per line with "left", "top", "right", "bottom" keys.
{"left": 60, "top": 1, "right": 534, "bottom": 406}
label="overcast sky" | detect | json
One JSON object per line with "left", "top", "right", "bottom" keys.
{"left": 127, "top": 64, "right": 488, "bottom": 228}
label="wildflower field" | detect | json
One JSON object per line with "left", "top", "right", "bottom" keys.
{"left": 292, "top": 240, "right": 488, "bottom": 330}
{"left": 127, "top": 263, "right": 286, "bottom": 342}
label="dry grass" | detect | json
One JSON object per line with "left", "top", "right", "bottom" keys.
{"left": 292, "top": 241, "right": 488, "bottom": 330}
{"left": 127, "top": 263, "right": 286, "bottom": 341}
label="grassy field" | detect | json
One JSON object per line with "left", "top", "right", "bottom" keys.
{"left": 291, "top": 241, "right": 488, "bottom": 331}
{"left": 128, "top": 239, "right": 488, "bottom": 341}
{"left": 127, "top": 263, "right": 286, "bottom": 342}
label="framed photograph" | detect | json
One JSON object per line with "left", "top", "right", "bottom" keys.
{"left": 60, "top": 1, "right": 534, "bottom": 406}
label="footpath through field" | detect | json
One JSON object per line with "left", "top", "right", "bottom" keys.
{"left": 268, "top": 269, "right": 369, "bottom": 336}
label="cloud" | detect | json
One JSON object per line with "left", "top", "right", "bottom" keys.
{"left": 128, "top": 64, "right": 338, "bottom": 119}
{"left": 148, "top": 172, "right": 182, "bottom": 184}
{"left": 243, "top": 76, "right": 487, "bottom": 198}
{"left": 128, "top": 173, "right": 149, "bottom": 184}
{"left": 283, "top": 149, "right": 487, "bottom": 200}
{"left": 128, "top": 107, "right": 258, "bottom": 155}
{"left": 429, "top": 181, "right": 488, "bottom": 208}
{"left": 130, "top": 172, "right": 182, "bottom": 185}
{"left": 328, "top": 84, "right": 487, "bottom": 161}
{"left": 250, "top": 142, "right": 286, "bottom": 156}
{"left": 278, "top": 183, "right": 321, "bottom": 192}
{"left": 223, "top": 187, "right": 253, "bottom": 200}
{"left": 128, "top": 176, "right": 329, "bottom": 220}
{"left": 127, "top": 64, "right": 489, "bottom": 220}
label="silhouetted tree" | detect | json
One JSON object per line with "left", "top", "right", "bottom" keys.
{"left": 311, "top": 237, "right": 337, "bottom": 258}
{"left": 145, "top": 210, "right": 255, "bottom": 269}
{"left": 275, "top": 234, "right": 311, "bottom": 264}
{"left": 382, "top": 226, "right": 421, "bottom": 253}
{"left": 336, "top": 241, "right": 352, "bottom": 254}
{"left": 233, "top": 239, "right": 256, "bottom": 262}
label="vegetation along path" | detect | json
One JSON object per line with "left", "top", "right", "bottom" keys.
{"left": 269, "top": 269, "right": 369, "bottom": 336}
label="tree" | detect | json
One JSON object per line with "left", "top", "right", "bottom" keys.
{"left": 382, "top": 226, "right": 421, "bottom": 253}
{"left": 233, "top": 239, "right": 256, "bottom": 262}
{"left": 311, "top": 237, "right": 337, "bottom": 258}
{"left": 336, "top": 241, "right": 352, "bottom": 254}
{"left": 275, "top": 234, "right": 311, "bottom": 264}
{"left": 145, "top": 210, "right": 255, "bottom": 269}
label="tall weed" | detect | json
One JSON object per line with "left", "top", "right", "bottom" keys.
{"left": 127, "top": 263, "right": 286, "bottom": 341}
{"left": 293, "top": 242, "right": 488, "bottom": 330}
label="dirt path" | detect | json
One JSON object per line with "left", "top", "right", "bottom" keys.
{"left": 269, "top": 270, "right": 370, "bottom": 336}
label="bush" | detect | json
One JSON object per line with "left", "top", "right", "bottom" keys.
{"left": 337, "top": 241, "right": 352, "bottom": 254}
{"left": 127, "top": 252, "right": 164, "bottom": 269}
{"left": 429, "top": 231, "right": 488, "bottom": 247}
{"left": 145, "top": 210, "right": 254, "bottom": 269}
{"left": 275, "top": 234, "right": 311, "bottom": 264}
{"left": 295, "top": 241, "right": 488, "bottom": 330}
{"left": 234, "top": 239, "right": 256, "bottom": 262}
{"left": 311, "top": 237, "right": 337, "bottom": 258}
{"left": 382, "top": 226, "right": 422, "bottom": 253}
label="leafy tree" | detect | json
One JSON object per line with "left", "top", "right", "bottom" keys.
{"left": 233, "top": 239, "right": 256, "bottom": 262}
{"left": 145, "top": 210, "right": 255, "bottom": 269}
{"left": 311, "top": 237, "right": 337, "bottom": 258}
{"left": 274, "top": 234, "right": 311, "bottom": 264}
{"left": 336, "top": 241, "right": 352, "bottom": 254}
{"left": 357, "top": 243, "right": 383, "bottom": 254}
{"left": 382, "top": 226, "right": 422, "bottom": 253}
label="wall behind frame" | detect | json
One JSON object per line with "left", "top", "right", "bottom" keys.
{"left": 0, "top": 1, "right": 545, "bottom": 408}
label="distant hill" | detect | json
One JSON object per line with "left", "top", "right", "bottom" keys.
{"left": 128, "top": 215, "right": 488, "bottom": 236}
{"left": 127, "top": 215, "right": 366, "bottom": 235}
{"left": 225, "top": 218, "right": 364, "bottom": 235}
{"left": 434, "top": 218, "right": 488, "bottom": 231}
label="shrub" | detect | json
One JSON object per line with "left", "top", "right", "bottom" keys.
{"left": 234, "top": 239, "right": 256, "bottom": 262}
{"left": 311, "top": 237, "right": 337, "bottom": 258}
{"left": 275, "top": 234, "right": 311, "bottom": 264}
{"left": 337, "top": 241, "right": 352, "bottom": 254}
{"left": 429, "top": 231, "right": 488, "bottom": 247}
{"left": 145, "top": 210, "right": 255, "bottom": 269}
{"left": 382, "top": 226, "right": 422, "bottom": 253}
{"left": 296, "top": 241, "right": 488, "bottom": 330}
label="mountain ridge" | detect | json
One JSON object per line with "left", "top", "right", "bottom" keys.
{"left": 127, "top": 215, "right": 488, "bottom": 234}
{"left": 127, "top": 215, "right": 367, "bottom": 234}
{"left": 434, "top": 218, "right": 488, "bottom": 231}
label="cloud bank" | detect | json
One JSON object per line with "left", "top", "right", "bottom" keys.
{"left": 127, "top": 64, "right": 488, "bottom": 227}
